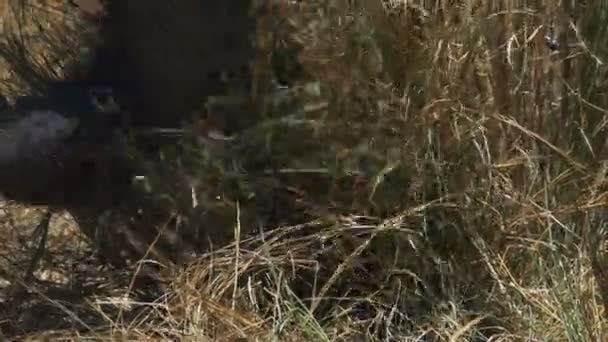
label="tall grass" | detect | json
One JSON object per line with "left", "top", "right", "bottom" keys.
{"left": 3, "top": 0, "right": 608, "bottom": 340}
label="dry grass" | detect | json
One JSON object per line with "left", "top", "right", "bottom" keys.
{"left": 1, "top": 0, "right": 608, "bottom": 341}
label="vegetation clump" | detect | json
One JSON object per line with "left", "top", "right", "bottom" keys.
{"left": 1, "top": 1, "right": 608, "bottom": 340}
